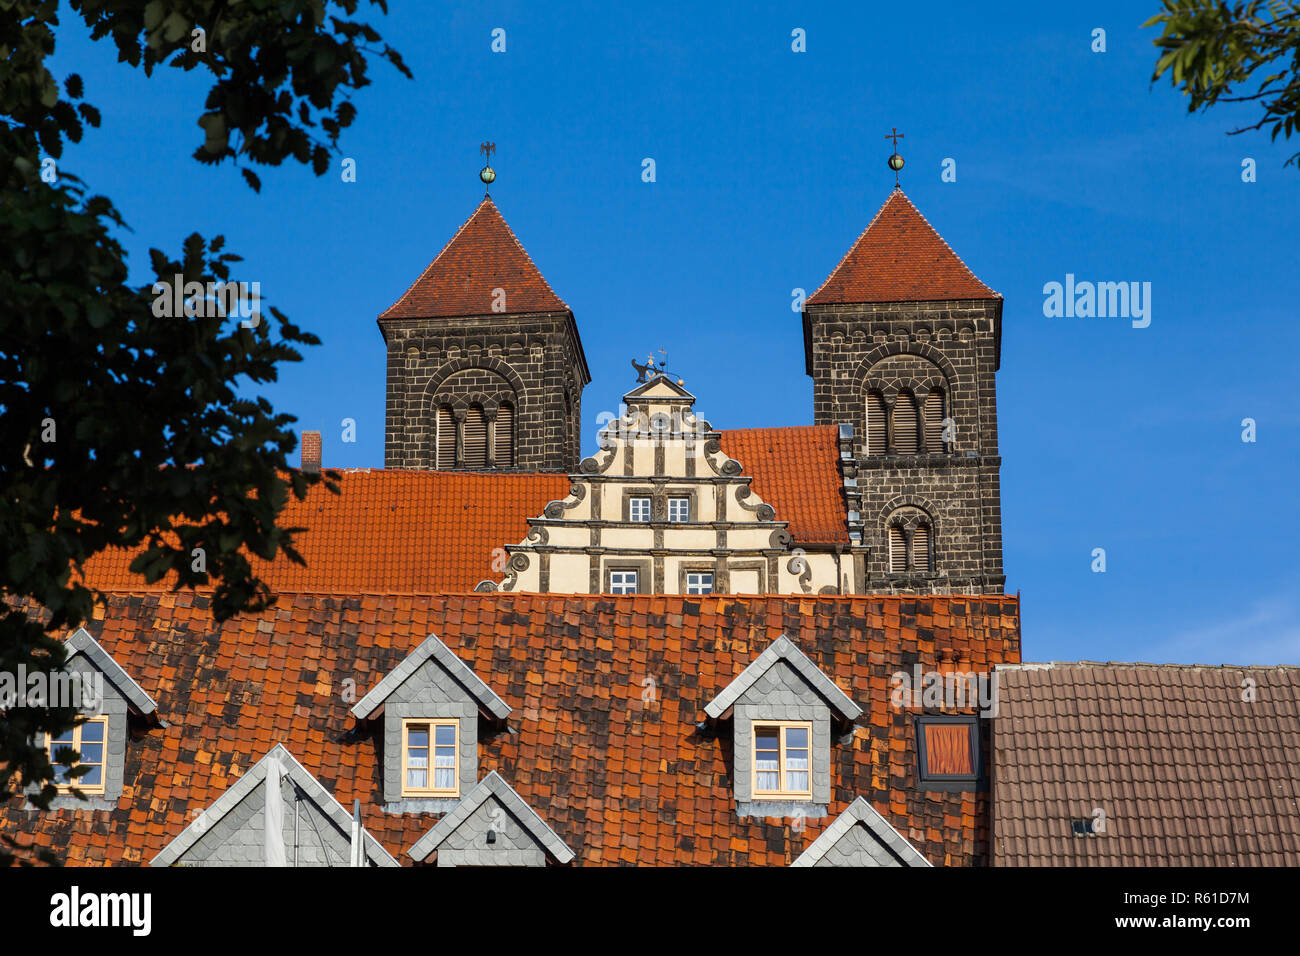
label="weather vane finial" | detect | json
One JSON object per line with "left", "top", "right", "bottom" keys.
{"left": 479, "top": 141, "right": 496, "bottom": 193}
{"left": 630, "top": 348, "right": 683, "bottom": 385}
{"left": 885, "top": 127, "right": 905, "bottom": 188}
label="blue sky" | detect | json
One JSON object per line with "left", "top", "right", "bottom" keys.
{"left": 52, "top": 1, "right": 1298, "bottom": 665}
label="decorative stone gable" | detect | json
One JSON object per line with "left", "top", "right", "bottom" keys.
{"left": 487, "top": 374, "right": 854, "bottom": 595}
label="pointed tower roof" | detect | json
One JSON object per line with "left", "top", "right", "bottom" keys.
{"left": 807, "top": 189, "right": 998, "bottom": 305}
{"left": 379, "top": 196, "right": 569, "bottom": 320}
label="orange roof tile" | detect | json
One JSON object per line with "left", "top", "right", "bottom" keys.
{"left": 77, "top": 470, "right": 571, "bottom": 595}
{"left": 807, "top": 189, "right": 999, "bottom": 305}
{"left": 4, "top": 592, "right": 1021, "bottom": 866}
{"left": 379, "top": 196, "right": 569, "bottom": 320}
{"left": 720, "top": 426, "right": 849, "bottom": 544}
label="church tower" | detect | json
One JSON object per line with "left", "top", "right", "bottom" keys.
{"left": 378, "top": 195, "right": 590, "bottom": 472}
{"left": 803, "top": 187, "right": 1005, "bottom": 593}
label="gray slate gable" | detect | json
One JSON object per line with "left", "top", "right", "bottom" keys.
{"left": 408, "top": 771, "right": 575, "bottom": 866}
{"left": 704, "top": 635, "right": 861, "bottom": 721}
{"left": 791, "top": 797, "right": 932, "bottom": 867}
{"left": 351, "top": 631, "right": 510, "bottom": 721}
{"left": 66, "top": 626, "right": 158, "bottom": 716}
{"left": 149, "top": 744, "right": 399, "bottom": 867}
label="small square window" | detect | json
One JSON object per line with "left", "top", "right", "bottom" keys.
{"left": 609, "top": 570, "right": 639, "bottom": 595}
{"left": 47, "top": 717, "right": 107, "bottom": 794}
{"left": 685, "top": 571, "right": 713, "bottom": 595}
{"left": 667, "top": 497, "right": 690, "bottom": 522}
{"left": 402, "top": 720, "right": 459, "bottom": 796}
{"left": 752, "top": 721, "right": 812, "bottom": 798}
{"left": 917, "top": 717, "right": 979, "bottom": 787}
{"left": 629, "top": 497, "right": 652, "bottom": 522}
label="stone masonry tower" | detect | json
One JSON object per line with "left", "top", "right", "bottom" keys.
{"left": 803, "top": 188, "right": 1005, "bottom": 593}
{"left": 378, "top": 195, "right": 590, "bottom": 472}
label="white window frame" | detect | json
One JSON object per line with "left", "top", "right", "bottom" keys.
{"left": 667, "top": 497, "right": 691, "bottom": 523}
{"left": 629, "top": 497, "right": 652, "bottom": 523}
{"left": 609, "top": 569, "right": 639, "bottom": 594}
{"left": 685, "top": 571, "right": 713, "bottom": 595}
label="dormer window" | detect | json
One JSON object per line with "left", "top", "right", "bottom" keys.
{"left": 667, "top": 497, "right": 690, "bottom": 522}
{"left": 703, "top": 635, "right": 862, "bottom": 819}
{"left": 629, "top": 497, "right": 652, "bottom": 522}
{"left": 48, "top": 717, "right": 107, "bottom": 794}
{"left": 350, "top": 630, "right": 512, "bottom": 813}
{"left": 402, "top": 720, "right": 459, "bottom": 797}
{"left": 753, "top": 722, "right": 811, "bottom": 798}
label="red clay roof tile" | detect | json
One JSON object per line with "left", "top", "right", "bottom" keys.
{"left": 379, "top": 197, "right": 568, "bottom": 320}
{"left": 808, "top": 189, "right": 998, "bottom": 305}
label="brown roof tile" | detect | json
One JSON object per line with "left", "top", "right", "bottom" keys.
{"left": 992, "top": 661, "right": 1300, "bottom": 866}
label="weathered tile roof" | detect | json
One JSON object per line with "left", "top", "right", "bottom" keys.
{"left": 4, "top": 591, "right": 1019, "bottom": 866}
{"left": 807, "top": 189, "right": 998, "bottom": 305}
{"left": 74, "top": 427, "right": 851, "bottom": 596}
{"left": 378, "top": 196, "right": 569, "bottom": 320}
{"left": 992, "top": 661, "right": 1300, "bottom": 866}
{"left": 720, "top": 425, "right": 850, "bottom": 544}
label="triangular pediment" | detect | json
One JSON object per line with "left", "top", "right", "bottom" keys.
{"left": 623, "top": 373, "right": 696, "bottom": 404}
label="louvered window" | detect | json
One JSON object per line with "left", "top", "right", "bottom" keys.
{"left": 866, "top": 392, "right": 887, "bottom": 456}
{"left": 463, "top": 406, "right": 488, "bottom": 468}
{"left": 912, "top": 523, "right": 931, "bottom": 572}
{"left": 923, "top": 390, "right": 946, "bottom": 453}
{"left": 892, "top": 394, "right": 919, "bottom": 454}
{"left": 494, "top": 403, "right": 513, "bottom": 467}
{"left": 889, "top": 525, "right": 906, "bottom": 573}
{"left": 436, "top": 405, "right": 455, "bottom": 469}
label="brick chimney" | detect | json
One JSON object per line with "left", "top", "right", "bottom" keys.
{"left": 301, "top": 430, "right": 322, "bottom": 473}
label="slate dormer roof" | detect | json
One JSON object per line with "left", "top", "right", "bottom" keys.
{"left": 64, "top": 627, "right": 158, "bottom": 717}
{"left": 350, "top": 630, "right": 511, "bottom": 722}
{"left": 378, "top": 196, "right": 569, "bottom": 321}
{"left": 807, "top": 189, "right": 999, "bottom": 305}
{"left": 407, "top": 771, "right": 574, "bottom": 865}
{"left": 3, "top": 591, "right": 1019, "bottom": 866}
{"left": 150, "top": 744, "right": 399, "bottom": 867}
{"left": 704, "top": 634, "right": 862, "bottom": 722}
{"left": 792, "top": 796, "right": 933, "bottom": 867}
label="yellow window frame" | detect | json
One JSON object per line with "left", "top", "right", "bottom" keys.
{"left": 46, "top": 716, "right": 108, "bottom": 795}
{"left": 401, "top": 719, "right": 460, "bottom": 797}
{"left": 752, "top": 720, "right": 813, "bottom": 799}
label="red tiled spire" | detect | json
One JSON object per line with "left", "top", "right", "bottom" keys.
{"left": 379, "top": 196, "right": 569, "bottom": 320}
{"left": 807, "top": 189, "right": 999, "bottom": 305}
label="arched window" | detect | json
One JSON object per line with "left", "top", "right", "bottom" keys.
{"left": 923, "top": 389, "right": 946, "bottom": 453}
{"left": 435, "top": 405, "right": 455, "bottom": 469}
{"left": 912, "top": 523, "right": 931, "bottom": 572}
{"left": 888, "top": 525, "right": 907, "bottom": 573}
{"left": 494, "top": 402, "right": 514, "bottom": 467}
{"left": 887, "top": 508, "right": 934, "bottom": 574}
{"left": 463, "top": 406, "right": 488, "bottom": 468}
{"left": 866, "top": 391, "right": 887, "bottom": 456}
{"left": 891, "top": 393, "right": 919, "bottom": 454}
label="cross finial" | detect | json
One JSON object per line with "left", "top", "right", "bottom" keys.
{"left": 885, "top": 127, "right": 905, "bottom": 188}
